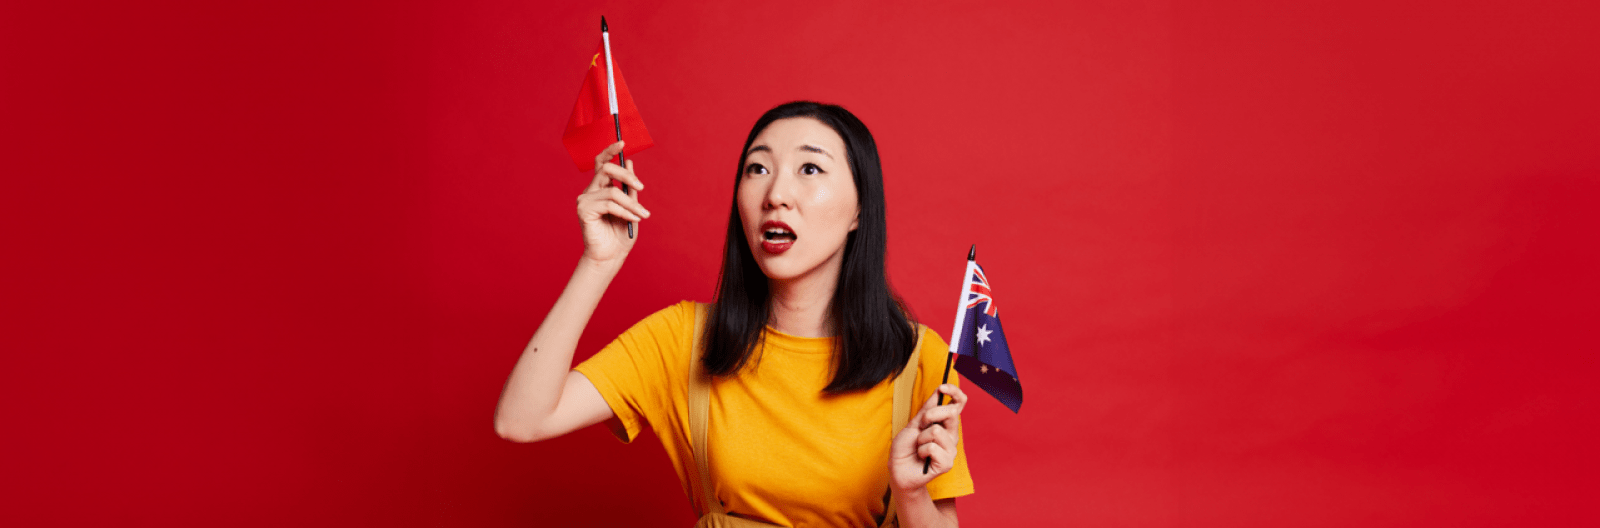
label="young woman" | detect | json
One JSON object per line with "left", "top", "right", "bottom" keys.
{"left": 495, "top": 102, "right": 971, "bottom": 527}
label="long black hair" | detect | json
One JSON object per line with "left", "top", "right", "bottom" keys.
{"left": 702, "top": 101, "right": 917, "bottom": 393}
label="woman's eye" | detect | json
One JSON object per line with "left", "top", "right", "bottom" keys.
{"left": 800, "top": 163, "right": 823, "bottom": 175}
{"left": 745, "top": 163, "right": 768, "bottom": 175}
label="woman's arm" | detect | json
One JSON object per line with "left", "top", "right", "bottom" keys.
{"left": 889, "top": 384, "right": 969, "bottom": 527}
{"left": 890, "top": 492, "right": 958, "bottom": 528}
{"left": 494, "top": 142, "right": 649, "bottom": 443}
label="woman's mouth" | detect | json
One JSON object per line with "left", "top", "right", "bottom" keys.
{"left": 760, "top": 221, "right": 796, "bottom": 255}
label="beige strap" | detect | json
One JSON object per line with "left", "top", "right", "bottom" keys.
{"left": 688, "top": 303, "right": 721, "bottom": 517}
{"left": 880, "top": 324, "right": 924, "bottom": 528}
{"left": 688, "top": 307, "right": 925, "bottom": 528}
{"left": 694, "top": 512, "right": 784, "bottom": 528}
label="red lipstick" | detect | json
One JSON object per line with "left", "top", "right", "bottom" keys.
{"left": 759, "top": 220, "right": 796, "bottom": 255}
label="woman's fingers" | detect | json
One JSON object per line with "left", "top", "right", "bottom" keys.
{"left": 939, "top": 384, "right": 969, "bottom": 410}
{"left": 917, "top": 440, "right": 951, "bottom": 460}
{"left": 591, "top": 154, "right": 645, "bottom": 192}
{"left": 574, "top": 143, "right": 647, "bottom": 263}
{"left": 623, "top": 160, "right": 642, "bottom": 190}
{"left": 917, "top": 407, "right": 961, "bottom": 449}
{"left": 921, "top": 402, "right": 962, "bottom": 429}
{"left": 916, "top": 442, "right": 953, "bottom": 472}
{"left": 917, "top": 385, "right": 966, "bottom": 427}
{"left": 914, "top": 384, "right": 965, "bottom": 413}
{"left": 592, "top": 141, "right": 625, "bottom": 174}
{"left": 600, "top": 200, "right": 642, "bottom": 223}
{"left": 896, "top": 383, "right": 965, "bottom": 476}
{"left": 602, "top": 186, "right": 649, "bottom": 219}
{"left": 578, "top": 184, "right": 649, "bottom": 220}
{"left": 916, "top": 423, "right": 958, "bottom": 453}
{"left": 597, "top": 159, "right": 644, "bottom": 190}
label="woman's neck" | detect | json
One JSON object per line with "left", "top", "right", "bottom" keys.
{"left": 767, "top": 264, "right": 841, "bottom": 338}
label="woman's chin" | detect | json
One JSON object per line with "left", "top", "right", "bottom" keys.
{"left": 755, "top": 263, "right": 795, "bottom": 282}
{"left": 751, "top": 242, "right": 848, "bottom": 285}
{"left": 753, "top": 257, "right": 810, "bottom": 283}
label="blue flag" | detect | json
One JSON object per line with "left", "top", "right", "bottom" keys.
{"left": 950, "top": 261, "right": 1023, "bottom": 413}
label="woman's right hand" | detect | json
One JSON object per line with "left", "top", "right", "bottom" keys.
{"left": 576, "top": 141, "right": 650, "bottom": 265}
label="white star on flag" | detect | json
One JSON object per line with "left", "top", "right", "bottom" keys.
{"left": 977, "top": 324, "right": 993, "bottom": 346}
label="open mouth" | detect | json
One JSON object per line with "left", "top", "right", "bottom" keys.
{"left": 760, "top": 221, "right": 796, "bottom": 254}
{"left": 762, "top": 227, "right": 796, "bottom": 243}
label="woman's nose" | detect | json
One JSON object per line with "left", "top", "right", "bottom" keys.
{"left": 763, "top": 174, "right": 792, "bottom": 210}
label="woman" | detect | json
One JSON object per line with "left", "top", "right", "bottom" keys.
{"left": 495, "top": 102, "right": 972, "bottom": 527}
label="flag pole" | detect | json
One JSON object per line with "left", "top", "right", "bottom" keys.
{"left": 601, "top": 16, "right": 634, "bottom": 239}
{"left": 925, "top": 244, "right": 976, "bottom": 474}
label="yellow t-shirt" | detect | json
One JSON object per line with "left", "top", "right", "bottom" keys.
{"left": 575, "top": 300, "right": 975, "bottom": 527}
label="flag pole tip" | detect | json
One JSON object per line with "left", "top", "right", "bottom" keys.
{"left": 601, "top": 16, "right": 608, "bottom": 32}
{"left": 968, "top": 244, "right": 976, "bottom": 260}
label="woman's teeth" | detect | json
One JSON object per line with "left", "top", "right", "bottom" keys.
{"left": 764, "top": 228, "right": 795, "bottom": 241}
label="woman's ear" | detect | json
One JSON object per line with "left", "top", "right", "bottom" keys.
{"left": 850, "top": 208, "right": 860, "bottom": 232}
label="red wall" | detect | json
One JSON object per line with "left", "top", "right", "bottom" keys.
{"left": 6, "top": 0, "right": 1598, "bottom": 525}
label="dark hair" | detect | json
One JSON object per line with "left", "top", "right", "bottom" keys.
{"left": 702, "top": 101, "right": 917, "bottom": 393}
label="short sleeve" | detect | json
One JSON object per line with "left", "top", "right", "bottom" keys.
{"left": 573, "top": 301, "right": 696, "bottom": 443}
{"left": 913, "top": 327, "right": 977, "bottom": 500}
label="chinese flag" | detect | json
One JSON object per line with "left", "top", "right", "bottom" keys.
{"left": 562, "top": 42, "right": 653, "bottom": 172}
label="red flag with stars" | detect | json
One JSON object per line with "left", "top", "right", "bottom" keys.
{"left": 561, "top": 42, "right": 653, "bottom": 172}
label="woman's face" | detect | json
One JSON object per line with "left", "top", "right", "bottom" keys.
{"left": 738, "top": 117, "right": 860, "bottom": 283}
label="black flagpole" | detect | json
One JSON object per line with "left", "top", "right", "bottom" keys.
{"left": 925, "top": 244, "right": 975, "bottom": 474}
{"left": 601, "top": 16, "right": 633, "bottom": 239}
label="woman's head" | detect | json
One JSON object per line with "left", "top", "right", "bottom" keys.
{"left": 705, "top": 101, "right": 915, "bottom": 393}
{"left": 736, "top": 115, "right": 859, "bottom": 283}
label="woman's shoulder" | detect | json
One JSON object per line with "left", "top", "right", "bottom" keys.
{"left": 596, "top": 300, "right": 706, "bottom": 361}
{"left": 911, "top": 324, "right": 957, "bottom": 387}
{"left": 912, "top": 323, "right": 950, "bottom": 359}
{"left": 915, "top": 323, "right": 947, "bottom": 364}
{"left": 632, "top": 300, "right": 704, "bottom": 332}
{"left": 583, "top": 300, "right": 706, "bottom": 378}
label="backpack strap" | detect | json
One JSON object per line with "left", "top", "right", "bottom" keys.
{"left": 880, "top": 324, "right": 924, "bottom": 528}
{"left": 688, "top": 303, "right": 721, "bottom": 517}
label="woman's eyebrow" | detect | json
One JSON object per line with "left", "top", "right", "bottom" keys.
{"left": 799, "top": 144, "right": 833, "bottom": 159}
{"left": 746, "top": 145, "right": 771, "bottom": 155}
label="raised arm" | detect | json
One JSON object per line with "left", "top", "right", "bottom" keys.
{"left": 494, "top": 141, "right": 649, "bottom": 443}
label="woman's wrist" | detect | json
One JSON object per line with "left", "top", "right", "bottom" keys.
{"left": 891, "top": 486, "right": 952, "bottom": 528}
{"left": 562, "top": 255, "right": 624, "bottom": 305}
{"left": 891, "top": 484, "right": 930, "bottom": 503}
{"left": 576, "top": 254, "right": 625, "bottom": 278}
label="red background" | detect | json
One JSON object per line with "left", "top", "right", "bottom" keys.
{"left": 5, "top": 0, "right": 1598, "bottom": 525}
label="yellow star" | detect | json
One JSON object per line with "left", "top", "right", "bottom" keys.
{"left": 979, "top": 364, "right": 989, "bottom": 374}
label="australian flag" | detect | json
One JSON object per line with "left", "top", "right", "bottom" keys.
{"left": 951, "top": 261, "right": 1023, "bottom": 413}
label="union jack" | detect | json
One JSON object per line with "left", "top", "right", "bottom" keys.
{"left": 965, "top": 264, "right": 997, "bottom": 317}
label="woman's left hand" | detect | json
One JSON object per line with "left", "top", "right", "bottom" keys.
{"left": 889, "top": 384, "right": 968, "bottom": 493}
